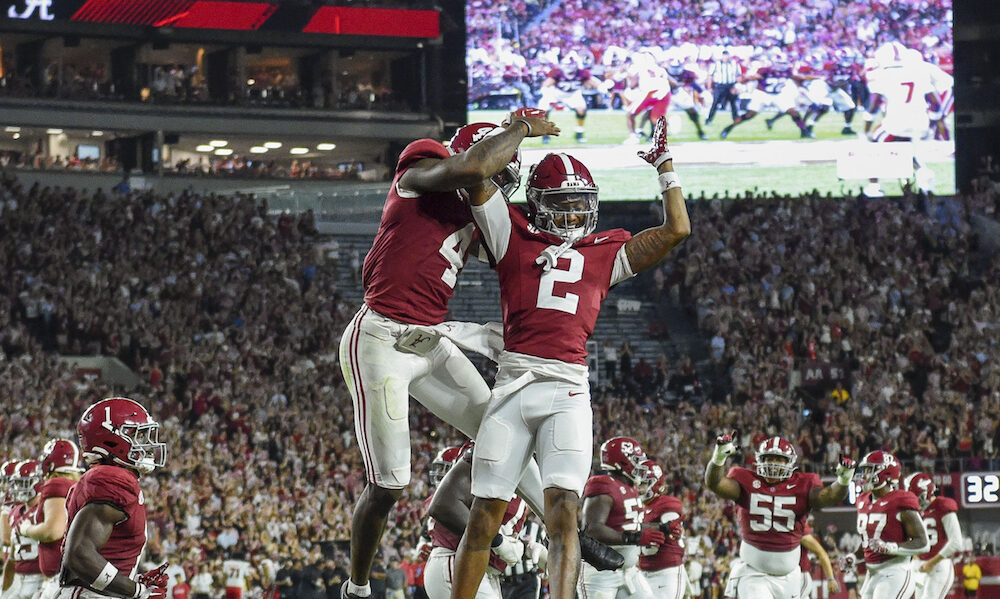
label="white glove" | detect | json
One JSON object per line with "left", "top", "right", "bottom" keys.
{"left": 867, "top": 538, "right": 898, "bottom": 555}
{"left": 711, "top": 431, "right": 739, "bottom": 466}
{"left": 494, "top": 535, "right": 525, "bottom": 566}
{"left": 835, "top": 456, "right": 857, "bottom": 486}
{"left": 527, "top": 540, "right": 548, "bottom": 571}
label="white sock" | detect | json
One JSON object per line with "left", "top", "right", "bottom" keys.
{"left": 347, "top": 581, "right": 371, "bottom": 597}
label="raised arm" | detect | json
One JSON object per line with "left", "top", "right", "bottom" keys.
{"left": 808, "top": 456, "right": 856, "bottom": 510}
{"left": 625, "top": 117, "right": 691, "bottom": 274}
{"left": 703, "top": 431, "right": 742, "bottom": 502}
{"left": 399, "top": 112, "right": 559, "bottom": 193}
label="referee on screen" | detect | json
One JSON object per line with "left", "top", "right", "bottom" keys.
{"left": 706, "top": 49, "right": 741, "bottom": 125}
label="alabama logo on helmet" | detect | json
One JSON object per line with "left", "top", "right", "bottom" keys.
{"left": 40, "top": 439, "right": 84, "bottom": 475}
{"left": 856, "top": 450, "right": 901, "bottom": 492}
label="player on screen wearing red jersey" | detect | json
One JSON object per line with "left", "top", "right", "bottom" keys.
{"left": 450, "top": 114, "right": 690, "bottom": 599}
{"left": 2, "top": 459, "right": 23, "bottom": 596}
{"left": 7, "top": 461, "right": 43, "bottom": 599}
{"left": 56, "top": 397, "right": 169, "bottom": 599}
{"left": 423, "top": 444, "right": 535, "bottom": 599}
{"left": 578, "top": 439, "right": 661, "bottom": 599}
{"left": 705, "top": 433, "right": 855, "bottom": 599}
{"left": 854, "top": 451, "right": 929, "bottom": 599}
{"left": 20, "top": 440, "right": 83, "bottom": 599}
{"left": 904, "top": 472, "right": 963, "bottom": 599}
{"left": 338, "top": 111, "right": 560, "bottom": 599}
{"left": 636, "top": 460, "right": 687, "bottom": 599}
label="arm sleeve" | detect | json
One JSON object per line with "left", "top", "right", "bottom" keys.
{"left": 610, "top": 245, "right": 635, "bottom": 287}
{"left": 938, "top": 512, "right": 963, "bottom": 559}
{"left": 470, "top": 188, "right": 513, "bottom": 264}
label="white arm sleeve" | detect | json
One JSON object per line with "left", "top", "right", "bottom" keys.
{"left": 610, "top": 245, "right": 635, "bottom": 286}
{"left": 470, "top": 188, "right": 512, "bottom": 264}
{"left": 938, "top": 512, "right": 964, "bottom": 558}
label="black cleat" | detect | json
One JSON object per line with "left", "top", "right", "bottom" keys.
{"left": 698, "top": 132, "right": 708, "bottom": 140}
{"left": 841, "top": 126, "right": 856, "bottom": 135}
{"left": 720, "top": 126, "right": 732, "bottom": 139}
{"left": 579, "top": 532, "right": 625, "bottom": 571}
{"left": 765, "top": 117, "right": 776, "bottom": 130}
{"left": 801, "top": 126, "right": 816, "bottom": 139}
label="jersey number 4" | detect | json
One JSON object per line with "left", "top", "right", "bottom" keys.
{"left": 536, "top": 248, "right": 584, "bottom": 314}
{"left": 748, "top": 493, "right": 796, "bottom": 532}
{"left": 438, "top": 224, "right": 476, "bottom": 288}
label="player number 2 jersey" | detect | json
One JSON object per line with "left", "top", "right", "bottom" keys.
{"left": 472, "top": 194, "right": 633, "bottom": 365}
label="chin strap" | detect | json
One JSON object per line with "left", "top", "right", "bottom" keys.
{"left": 535, "top": 240, "right": 573, "bottom": 272}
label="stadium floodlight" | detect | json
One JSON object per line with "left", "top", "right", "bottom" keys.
{"left": 249, "top": 146, "right": 268, "bottom": 153}
{"left": 4, "top": 126, "right": 20, "bottom": 132}
{"left": 209, "top": 140, "right": 228, "bottom": 147}
{"left": 316, "top": 143, "right": 337, "bottom": 151}
{"left": 46, "top": 128, "right": 64, "bottom": 135}
{"left": 290, "top": 147, "right": 309, "bottom": 155}
{"left": 196, "top": 145, "right": 214, "bottom": 152}
{"left": 264, "top": 142, "right": 282, "bottom": 149}
{"left": 214, "top": 148, "right": 234, "bottom": 156}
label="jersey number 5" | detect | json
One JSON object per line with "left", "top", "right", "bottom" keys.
{"left": 749, "top": 493, "right": 796, "bottom": 532}
{"left": 536, "top": 248, "right": 584, "bottom": 314}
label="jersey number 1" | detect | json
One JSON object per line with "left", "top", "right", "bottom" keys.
{"left": 536, "top": 248, "right": 584, "bottom": 314}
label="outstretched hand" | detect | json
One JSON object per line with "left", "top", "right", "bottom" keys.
{"left": 503, "top": 107, "right": 560, "bottom": 138}
{"left": 637, "top": 116, "right": 673, "bottom": 168}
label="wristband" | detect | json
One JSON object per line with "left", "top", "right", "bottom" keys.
{"left": 511, "top": 119, "right": 532, "bottom": 136}
{"left": 658, "top": 172, "right": 681, "bottom": 192}
{"left": 836, "top": 470, "right": 854, "bottom": 487}
{"left": 92, "top": 562, "right": 119, "bottom": 591}
{"left": 622, "top": 531, "right": 640, "bottom": 545}
{"left": 491, "top": 534, "right": 504, "bottom": 548}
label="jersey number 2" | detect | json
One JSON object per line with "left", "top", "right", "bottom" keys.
{"left": 536, "top": 248, "right": 584, "bottom": 314}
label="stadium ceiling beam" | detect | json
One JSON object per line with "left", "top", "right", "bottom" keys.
{"left": 0, "top": 97, "right": 442, "bottom": 140}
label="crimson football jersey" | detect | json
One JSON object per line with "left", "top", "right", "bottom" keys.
{"left": 756, "top": 67, "right": 795, "bottom": 93}
{"left": 583, "top": 475, "right": 643, "bottom": 534}
{"left": 33, "top": 476, "right": 75, "bottom": 577}
{"left": 919, "top": 496, "right": 959, "bottom": 560}
{"left": 64, "top": 465, "right": 147, "bottom": 576}
{"left": 856, "top": 490, "right": 921, "bottom": 565}
{"left": 799, "top": 524, "right": 813, "bottom": 572}
{"left": 362, "top": 139, "right": 476, "bottom": 326}
{"left": 428, "top": 495, "right": 526, "bottom": 572}
{"left": 639, "top": 495, "right": 684, "bottom": 570}
{"left": 727, "top": 467, "right": 821, "bottom": 552}
{"left": 9, "top": 505, "right": 42, "bottom": 574}
{"left": 492, "top": 206, "right": 631, "bottom": 365}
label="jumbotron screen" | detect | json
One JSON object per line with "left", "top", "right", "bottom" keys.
{"left": 466, "top": 0, "right": 954, "bottom": 200}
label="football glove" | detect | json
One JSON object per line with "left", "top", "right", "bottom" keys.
{"left": 636, "top": 117, "right": 673, "bottom": 168}
{"left": 502, "top": 107, "right": 547, "bottom": 136}
{"left": 867, "top": 538, "right": 899, "bottom": 555}
{"left": 836, "top": 455, "right": 857, "bottom": 486}
{"left": 492, "top": 534, "right": 525, "bottom": 566}
{"left": 660, "top": 517, "right": 684, "bottom": 541}
{"left": 526, "top": 540, "right": 548, "bottom": 571}
{"left": 711, "top": 431, "right": 739, "bottom": 466}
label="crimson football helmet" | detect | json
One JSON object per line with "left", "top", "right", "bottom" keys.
{"left": 447, "top": 122, "right": 522, "bottom": 198}
{"left": 1, "top": 459, "right": 20, "bottom": 501}
{"left": 11, "top": 460, "right": 41, "bottom": 503}
{"left": 40, "top": 439, "right": 83, "bottom": 475}
{"left": 856, "top": 450, "right": 901, "bottom": 492}
{"left": 638, "top": 459, "right": 667, "bottom": 502}
{"left": 78, "top": 397, "right": 165, "bottom": 474}
{"left": 600, "top": 437, "right": 647, "bottom": 485}
{"left": 904, "top": 472, "right": 935, "bottom": 510}
{"left": 754, "top": 436, "right": 798, "bottom": 481}
{"left": 525, "top": 153, "right": 599, "bottom": 242}
{"left": 429, "top": 443, "right": 465, "bottom": 486}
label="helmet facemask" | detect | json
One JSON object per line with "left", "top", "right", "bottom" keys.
{"left": 491, "top": 152, "right": 522, "bottom": 199}
{"left": 528, "top": 189, "right": 598, "bottom": 243}
{"left": 856, "top": 463, "right": 885, "bottom": 493}
{"left": 754, "top": 453, "right": 796, "bottom": 481}
{"left": 119, "top": 421, "right": 167, "bottom": 474}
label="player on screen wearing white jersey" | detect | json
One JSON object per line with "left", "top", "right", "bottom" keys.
{"left": 854, "top": 451, "right": 929, "bottom": 599}
{"left": 905, "top": 472, "right": 963, "bottom": 599}
{"left": 449, "top": 114, "right": 690, "bottom": 599}
{"left": 705, "top": 433, "right": 855, "bottom": 599}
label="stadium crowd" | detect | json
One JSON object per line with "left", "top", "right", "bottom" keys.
{"left": 2, "top": 168, "right": 999, "bottom": 598}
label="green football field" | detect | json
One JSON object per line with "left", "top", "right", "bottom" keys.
{"left": 469, "top": 109, "right": 956, "bottom": 199}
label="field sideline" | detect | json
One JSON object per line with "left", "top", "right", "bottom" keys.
{"left": 470, "top": 109, "right": 956, "bottom": 200}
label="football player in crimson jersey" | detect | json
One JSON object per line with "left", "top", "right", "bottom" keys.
{"left": 854, "top": 451, "right": 929, "bottom": 599}
{"left": 1, "top": 459, "right": 22, "bottom": 592}
{"left": 424, "top": 444, "right": 534, "bottom": 599}
{"left": 904, "top": 472, "right": 963, "bottom": 599}
{"left": 451, "top": 115, "right": 690, "bottom": 599}
{"left": 20, "top": 440, "right": 83, "bottom": 599}
{"left": 57, "top": 397, "right": 169, "bottom": 599}
{"left": 579, "top": 439, "right": 661, "bottom": 599}
{"left": 704, "top": 433, "right": 855, "bottom": 599}
{"left": 7, "top": 461, "right": 44, "bottom": 599}
{"left": 338, "top": 111, "right": 559, "bottom": 599}
{"left": 636, "top": 460, "right": 687, "bottom": 599}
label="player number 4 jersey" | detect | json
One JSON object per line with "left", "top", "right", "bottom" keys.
{"left": 471, "top": 192, "right": 634, "bottom": 365}
{"left": 856, "top": 489, "right": 921, "bottom": 565}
